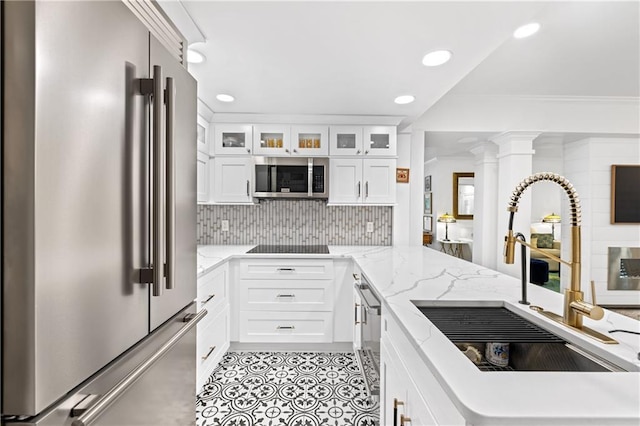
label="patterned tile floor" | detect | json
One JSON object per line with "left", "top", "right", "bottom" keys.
{"left": 196, "top": 352, "right": 379, "bottom": 426}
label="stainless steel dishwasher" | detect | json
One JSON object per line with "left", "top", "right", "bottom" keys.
{"left": 354, "top": 274, "right": 381, "bottom": 400}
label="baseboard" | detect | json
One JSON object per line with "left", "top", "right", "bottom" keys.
{"left": 229, "top": 342, "right": 354, "bottom": 352}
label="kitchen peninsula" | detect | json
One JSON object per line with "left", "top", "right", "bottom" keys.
{"left": 197, "top": 245, "right": 640, "bottom": 425}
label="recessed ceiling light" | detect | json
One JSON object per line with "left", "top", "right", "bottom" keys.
{"left": 422, "top": 50, "right": 452, "bottom": 67}
{"left": 216, "top": 94, "right": 235, "bottom": 103}
{"left": 513, "top": 22, "right": 541, "bottom": 39}
{"left": 394, "top": 95, "right": 415, "bottom": 105}
{"left": 187, "top": 49, "right": 205, "bottom": 64}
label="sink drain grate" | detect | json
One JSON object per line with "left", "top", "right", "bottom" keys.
{"left": 418, "top": 307, "right": 565, "bottom": 343}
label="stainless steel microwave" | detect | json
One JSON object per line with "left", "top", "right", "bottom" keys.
{"left": 253, "top": 157, "right": 329, "bottom": 199}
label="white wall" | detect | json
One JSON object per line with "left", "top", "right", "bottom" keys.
{"left": 564, "top": 137, "right": 640, "bottom": 306}
{"left": 424, "top": 155, "right": 475, "bottom": 260}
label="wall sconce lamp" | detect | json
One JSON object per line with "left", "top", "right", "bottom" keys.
{"left": 437, "top": 213, "right": 456, "bottom": 241}
{"left": 542, "top": 212, "right": 561, "bottom": 239}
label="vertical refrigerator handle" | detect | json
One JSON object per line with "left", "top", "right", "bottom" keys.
{"left": 165, "top": 77, "right": 175, "bottom": 290}
{"left": 152, "top": 65, "right": 165, "bottom": 297}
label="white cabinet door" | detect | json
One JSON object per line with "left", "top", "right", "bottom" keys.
{"left": 363, "top": 126, "right": 397, "bottom": 157}
{"left": 197, "top": 115, "right": 210, "bottom": 154}
{"left": 197, "top": 151, "right": 209, "bottom": 203}
{"left": 212, "top": 123, "right": 253, "bottom": 156}
{"left": 253, "top": 125, "right": 291, "bottom": 156}
{"left": 329, "top": 125, "right": 364, "bottom": 156}
{"left": 212, "top": 157, "right": 253, "bottom": 203}
{"left": 291, "top": 125, "right": 329, "bottom": 156}
{"left": 363, "top": 158, "right": 396, "bottom": 204}
{"left": 329, "top": 159, "right": 363, "bottom": 204}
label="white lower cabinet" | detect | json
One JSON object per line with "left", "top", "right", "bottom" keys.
{"left": 236, "top": 258, "right": 335, "bottom": 343}
{"left": 197, "top": 263, "right": 231, "bottom": 392}
{"left": 381, "top": 311, "right": 465, "bottom": 426}
{"left": 239, "top": 311, "right": 333, "bottom": 343}
{"left": 197, "top": 305, "right": 230, "bottom": 391}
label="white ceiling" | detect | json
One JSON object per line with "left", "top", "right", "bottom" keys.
{"left": 162, "top": 1, "right": 639, "bottom": 155}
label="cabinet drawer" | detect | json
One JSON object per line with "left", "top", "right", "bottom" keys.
{"left": 239, "top": 259, "right": 334, "bottom": 280}
{"left": 197, "top": 263, "right": 228, "bottom": 312}
{"left": 239, "top": 280, "right": 333, "bottom": 311}
{"left": 239, "top": 311, "right": 333, "bottom": 343}
{"left": 197, "top": 304, "right": 230, "bottom": 392}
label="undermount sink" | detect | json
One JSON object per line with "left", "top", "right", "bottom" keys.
{"left": 411, "top": 300, "right": 625, "bottom": 373}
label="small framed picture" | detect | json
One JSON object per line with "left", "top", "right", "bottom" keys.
{"left": 423, "top": 215, "right": 432, "bottom": 232}
{"left": 424, "top": 192, "right": 432, "bottom": 214}
{"left": 396, "top": 168, "right": 410, "bottom": 183}
{"left": 424, "top": 175, "right": 432, "bottom": 192}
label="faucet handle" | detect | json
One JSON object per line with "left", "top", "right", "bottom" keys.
{"left": 590, "top": 280, "right": 597, "bottom": 305}
{"left": 570, "top": 300, "right": 604, "bottom": 320}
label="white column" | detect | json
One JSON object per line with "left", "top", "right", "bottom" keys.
{"left": 491, "top": 131, "right": 539, "bottom": 277}
{"left": 470, "top": 143, "right": 498, "bottom": 269}
{"left": 393, "top": 132, "right": 411, "bottom": 246}
{"left": 408, "top": 128, "right": 426, "bottom": 246}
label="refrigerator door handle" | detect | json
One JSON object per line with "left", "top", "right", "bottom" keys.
{"left": 151, "top": 65, "right": 165, "bottom": 296}
{"left": 70, "top": 308, "right": 208, "bottom": 426}
{"left": 164, "top": 76, "right": 175, "bottom": 290}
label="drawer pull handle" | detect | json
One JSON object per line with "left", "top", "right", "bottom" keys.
{"left": 355, "top": 303, "right": 361, "bottom": 324}
{"left": 201, "top": 346, "right": 216, "bottom": 361}
{"left": 277, "top": 294, "right": 295, "bottom": 298}
{"left": 277, "top": 267, "right": 295, "bottom": 272}
{"left": 393, "top": 399, "right": 405, "bottom": 426}
{"left": 202, "top": 294, "right": 215, "bottom": 305}
{"left": 400, "top": 415, "right": 411, "bottom": 425}
{"left": 277, "top": 326, "right": 295, "bottom": 330}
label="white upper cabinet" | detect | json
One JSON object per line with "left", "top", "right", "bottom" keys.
{"left": 291, "top": 125, "right": 329, "bottom": 156}
{"left": 329, "top": 158, "right": 396, "bottom": 205}
{"left": 330, "top": 126, "right": 396, "bottom": 157}
{"left": 329, "top": 126, "right": 364, "bottom": 156}
{"left": 197, "top": 115, "right": 210, "bottom": 154}
{"left": 211, "top": 157, "right": 253, "bottom": 203}
{"left": 329, "top": 159, "right": 363, "bottom": 203}
{"left": 197, "top": 151, "right": 209, "bottom": 203}
{"left": 363, "top": 158, "right": 396, "bottom": 204}
{"left": 212, "top": 124, "right": 253, "bottom": 156}
{"left": 363, "top": 126, "right": 397, "bottom": 157}
{"left": 252, "top": 125, "right": 291, "bottom": 156}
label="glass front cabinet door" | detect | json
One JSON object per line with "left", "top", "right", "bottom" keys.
{"left": 212, "top": 124, "right": 253, "bottom": 156}
{"left": 363, "top": 126, "right": 397, "bottom": 157}
{"left": 329, "top": 126, "right": 364, "bottom": 156}
{"left": 252, "top": 125, "right": 291, "bottom": 156}
{"left": 291, "top": 125, "right": 329, "bottom": 156}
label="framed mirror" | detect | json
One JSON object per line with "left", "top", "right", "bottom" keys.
{"left": 453, "top": 172, "right": 474, "bottom": 219}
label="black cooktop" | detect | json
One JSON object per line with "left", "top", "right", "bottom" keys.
{"left": 246, "top": 245, "right": 330, "bottom": 254}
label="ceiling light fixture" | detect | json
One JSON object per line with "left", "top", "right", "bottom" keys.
{"left": 394, "top": 95, "right": 415, "bottom": 105}
{"left": 186, "top": 49, "right": 205, "bottom": 64}
{"left": 216, "top": 94, "right": 235, "bottom": 103}
{"left": 513, "top": 22, "right": 541, "bottom": 39}
{"left": 422, "top": 50, "right": 452, "bottom": 67}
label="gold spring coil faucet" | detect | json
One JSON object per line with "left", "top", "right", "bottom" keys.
{"left": 503, "top": 172, "right": 617, "bottom": 344}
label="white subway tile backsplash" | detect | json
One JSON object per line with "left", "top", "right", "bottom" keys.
{"left": 197, "top": 199, "right": 392, "bottom": 246}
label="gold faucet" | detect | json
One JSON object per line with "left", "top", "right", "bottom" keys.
{"left": 503, "top": 172, "right": 617, "bottom": 344}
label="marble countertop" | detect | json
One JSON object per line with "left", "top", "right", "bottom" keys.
{"left": 197, "top": 244, "right": 640, "bottom": 424}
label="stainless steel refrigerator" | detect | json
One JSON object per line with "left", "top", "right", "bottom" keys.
{"left": 1, "top": 1, "right": 202, "bottom": 424}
